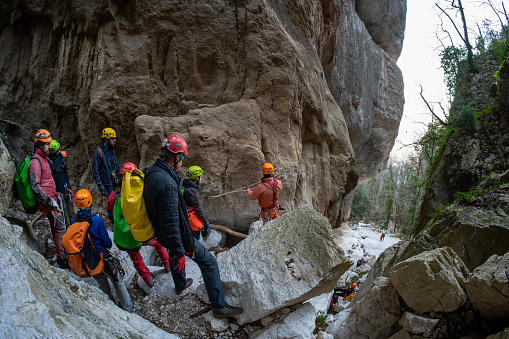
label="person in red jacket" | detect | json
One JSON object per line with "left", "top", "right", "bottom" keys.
{"left": 246, "top": 163, "right": 283, "bottom": 224}
{"left": 28, "top": 129, "right": 67, "bottom": 267}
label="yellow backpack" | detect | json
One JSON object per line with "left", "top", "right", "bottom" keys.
{"left": 121, "top": 168, "right": 155, "bottom": 242}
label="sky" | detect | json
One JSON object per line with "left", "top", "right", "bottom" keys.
{"left": 393, "top": 0, "right": 501, "bottom": 158}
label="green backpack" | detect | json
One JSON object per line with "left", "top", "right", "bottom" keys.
{"left": 14, "top": 155, "right": 41, "bottom": 214}
{"left": 113, "top": 197, "right": 142, "bottom": 250}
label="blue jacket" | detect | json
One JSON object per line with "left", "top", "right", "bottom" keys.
{"left": 92, "top": 143, "right": 120, "bottom": 191}
{"left": 72, "top": 215, "right": 111, "bottom": 258}
{"left": 143, "top": 159, "right": 196, "bottom": 258}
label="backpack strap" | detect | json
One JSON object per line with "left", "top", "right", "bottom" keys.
{"left": 261, "top": 179, "right": 279, "bottom": 211}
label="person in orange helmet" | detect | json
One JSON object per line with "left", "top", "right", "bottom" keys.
{"left": 357, "top": 257, "right": 366, "bottom": 267}
{"left": 28, "top": 129, "right": 67, "bottom": 268}
{"left": 246, "top": 163, "right": 283, "bottom": 224}
{"left": 328, "top": 283, "right": 357, "bottom": 313}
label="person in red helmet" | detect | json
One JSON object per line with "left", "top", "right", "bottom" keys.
{"left": 328, "top": 283, "right": 357, "bottom": 313}
{"left": 28, "top": 129, "right": 67, "bottom": 268}
{"left": 357, "top": 257, "right": 366, "bottom": 267}
{"left": 107, "top": 162, "right": 170, "bottom": 288}
{"left": 246, "top": 162, "right": 283, "bottom": 224}
{"left": 143, "top": 134, "right": 243, "bottom": 318}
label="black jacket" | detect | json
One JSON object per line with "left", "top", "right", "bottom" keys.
{"left": 143, "top": 159, "right": 197, "bottom": 257}
{"left": 48, "top": 152, "right": 72, "bottom": 194}
{"left": 182, "top": 179, "right": 209, "bottom": 225}
{"left": 92, "top": 143, "right": 120, "bottom": 191}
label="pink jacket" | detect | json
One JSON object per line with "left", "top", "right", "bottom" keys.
{"left": 29, "top": 148, "right": 57, "bottom": 207}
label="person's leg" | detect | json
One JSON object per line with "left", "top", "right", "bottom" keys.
{"left": 47, "top": 210, "right": 65, "bottom": 261}
{"left": 192, "top": 241, "right": 227, "bottom": 309}
{"left": 261, "top": 209, "right": 267, "bottom": 225}
{"left": 150, "top": 239, "right": 170, "bottom": 270}
{"left": 104, "top": 257, "right": 133, "bottom": 312}
{"left": 128, "top": 251, "right": 151, "bottom": 283}
{"left": 269, "top": 207, "right": 278, "bottom": 221}
{"left": 93, "top": 273, "right": 115, "bottom": 301}
{"left": 168, "top": 253, "right": 187, "bottom": 290}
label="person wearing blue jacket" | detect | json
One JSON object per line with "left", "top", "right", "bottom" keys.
{"left": 73, "top": 189, "right": 132, "bottom": 312}
{"left": 92, "top": 128, "right": 120, "bottom": 197}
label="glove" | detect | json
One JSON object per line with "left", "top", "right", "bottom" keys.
{"left": 60, "top": 151, "right": 67, "bottom": 158}
{"left": 100, "top": 188, "right": 108, "bottom": 197}
{"left": 50, "top": 200, "right": 59, "bottom": 210}
{"left": 201, "top": 224, "right": 211, "bottom": 239}
{"left": 175, "top": 256, "right": 186, "bottom": 272}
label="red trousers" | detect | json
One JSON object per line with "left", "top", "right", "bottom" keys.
{"left": 127, "top": 239, "right": 169, "bottom": 283}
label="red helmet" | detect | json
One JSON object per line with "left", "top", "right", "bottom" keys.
{"left": 362, "top": 257, "right": 365, "bottom": 261}
{"left": 351, "top": 283, "right": 357, "bottom": 288}
{"left": 120, "top": 162, "right": 137, "bottom": 175}
{"left": 161, "top": 134, "right": 188, "bottom": 155}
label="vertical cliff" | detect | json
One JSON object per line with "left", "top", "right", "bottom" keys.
{"left": 0, "top": 0, "right": 405, "bottom": 229}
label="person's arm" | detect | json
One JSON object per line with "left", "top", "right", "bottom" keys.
{"left": 97, "top": 217, "right": 112, "bottom": 249}
{"left": 28, "top": 159, "right": 52, "bottom": 207}
{"left": 158, "top": 183, "right": 185, "bottom": 257}
{"left": 91, "top": 149, "right": 106, "bottom": 193}
{"left": 188, "top": 190, "right": 209, "bottom": 224}
{"left": 246, "top": 183, "right": 262, "bottom": 201}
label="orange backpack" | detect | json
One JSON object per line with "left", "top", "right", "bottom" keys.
{"left": 62, "top": 221, "right": 104, "bottom": 278}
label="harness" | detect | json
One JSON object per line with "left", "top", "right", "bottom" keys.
{"left": 261, "top": 179, "right": 279, "bottom": 211}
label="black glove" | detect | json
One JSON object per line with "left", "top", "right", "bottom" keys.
{"left": 201, "top": 226, "right": 211, "bottom": 240}
{"left": 100, "top": 187, "right": 108, "bottom": 197}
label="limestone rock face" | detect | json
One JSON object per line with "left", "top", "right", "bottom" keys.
{"left": 250, "top": 303, "right": 316, "bottom": 339}
{"left": 398, "top": 311, "right": 439, "bottom": 336}
{"left": 356, "top": 0, "right": 407, "bottom": 61}
{"left": 390, "top": 247, "right": 470, "bottom": 313}
{"left": 401, "top": 200, "right": 509, "bottom": 271}
{"left": 0, "top": 138, "right": 15, "bottom": 216}
{"left": 465, "top": 253, "right": 509, "bottom": 324}
{"left": 324, "top": 0, "right": 405, "bottom": 184}
{"left": 210, "top": 205, "right": 353, "bottom": 325}
{"left": 326, "top": 277, "right": 401, "bottom": 339}
{"left": 0, "top": 0, "right": 406, "bottom": 228}
{"left": 0, "top": 216, "right": 177, "bottom": 338}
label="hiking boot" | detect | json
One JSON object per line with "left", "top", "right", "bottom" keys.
{"left": 175, "top": 278, "right": 193, "bottom": 295}
{"left": 213, "top": 304, "right": 243, "bottom": 318}
{"left": 164, "top": 266, "right": 171, "bottom": 273}
{"left": 147, "top": 273, "right": 155, "bottom": 288}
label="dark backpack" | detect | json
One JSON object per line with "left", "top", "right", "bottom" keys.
{"left": 14, "top": 155, "right": 42, "bottom": 214}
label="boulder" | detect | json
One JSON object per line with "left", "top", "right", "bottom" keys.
{"left": 465, "top": 252, "right": 509, "bottom": 324}
{"left": 250, "top": 303, "right": 316, "bottom": 339}
{"left": 398, "top": 311, "right": 439, "bottom": 336}
{"left": 326, "top": 277, "right": 401, "bottom": 339}
{"left": 388, "top": 329, "right": 412, "bottom": 339}
{"left": 390, "top": 247, "right": 470, "bottom": 313}
{"left": 401, "top": 201, "right": 509, "bottom": 271}
{"left": 0, "top": 138, "right": 15, "bottom": 216}
{"left": 487, "top": 328, "right": 509, "bottom": 339}
{"left": 200, "top": 204, "right": 352, "bottom": 325}
{"left": 0, "top": 216, "right": 176, "bottom": 338}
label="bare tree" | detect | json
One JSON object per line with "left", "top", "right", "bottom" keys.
{"left": 436, "top": 0, "right": 478, "bottom": 73}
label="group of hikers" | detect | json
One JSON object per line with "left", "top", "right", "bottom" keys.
{"left": 21, "top": 127, "right": 283, "bottom": 318}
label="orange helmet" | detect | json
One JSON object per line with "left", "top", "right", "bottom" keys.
{"left": 75, "top": 189, "right": 93, "bottom": 208}
{"left": 161, "top": 134, "right": 188, "bottom": 155}
{"left": 120, "top": 162, "right": 137, "bottom": 175}
{"left": 262, "top": 163, "right": 274, "bottom": 175}
{"left": 351, "top": 283, "right": 357, "bottom": 288}
{"left": 34, "top": 129, "right": 52, "bottom": 143}
{"left": 362, "top": 257, "right": 365, "bottom": 261}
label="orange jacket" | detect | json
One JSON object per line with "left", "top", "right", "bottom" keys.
{"left": 247, "top": 177, "right": 283, "bottom": 208}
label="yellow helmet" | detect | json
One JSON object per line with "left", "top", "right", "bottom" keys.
{"left": 102, "top": 127, "right": 116, "bottom": 139}
{"left": 262, "top": 163, "right": 274, "bottom": 175}
{"left": 187, "top": 166, "right": 203, "bottom": 179}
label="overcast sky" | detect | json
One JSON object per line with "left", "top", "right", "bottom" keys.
{"left": 393, "top": 0, "right": 501, "bottom": 158}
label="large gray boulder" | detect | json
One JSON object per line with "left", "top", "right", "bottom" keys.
{"left": 398, "top": 311, "right": 439, "bottom": 336}
{"left": 0, "top": 216, "right": 177, "bottom": 338}
{"left": 465, "top": 252, "right": 509, "bottom": 324}
{"left": 200, "top": 204, "right": 352, "bottom": 325}
{"left": 326, "top": 277, "right": 401, "bottom": 339}
{"left": 390, "top": 247, "right": 470, "bottom": 313}
{"left": 0, "top": 138, "right": 15, "bottom": 216}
